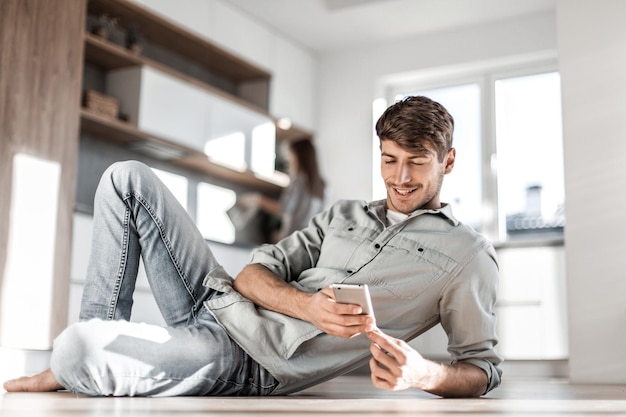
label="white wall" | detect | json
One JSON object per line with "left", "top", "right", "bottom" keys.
{"left": 315, "top": 11, "right": 557, "bottom": 205}
{"left": 557, "top": 0, "right": 626, "bottom": 384}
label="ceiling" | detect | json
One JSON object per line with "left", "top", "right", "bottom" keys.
{"left": 224, "top": 0, "right": 556, "bottom": 53}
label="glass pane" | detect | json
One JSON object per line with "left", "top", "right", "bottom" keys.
{"left": 151, "top": 168, "right": 189, "bottom": 211}
{"left": 196, "top": 182, "right": 237, "bottom": 244}
{"left": 204, "top": 132, "right": 247, "bottom": 172}
{"left": 396, "top": 84, "right": 482, "bottom": 230}
{"left": 495, "top": 72, "right": 564, "bottom": 241}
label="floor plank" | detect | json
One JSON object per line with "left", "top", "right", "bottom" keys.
{"left": 2, "top": 376, "right": 626, "bottom": 416}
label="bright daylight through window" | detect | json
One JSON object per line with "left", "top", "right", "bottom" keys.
{"left": 495, "top": 72, "right": 564, "bottom": 242}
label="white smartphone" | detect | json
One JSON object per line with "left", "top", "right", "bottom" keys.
{"left": 331, "top": 283, "right": 374, "bottom": 317}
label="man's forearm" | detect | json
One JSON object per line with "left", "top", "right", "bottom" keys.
{"left": 368, "top": 331, "right": 489, "bottom": 397}
{"left": 235, "top": 264, "right": 375, "bottom": 338}
{"left": 233, "top": 264, "right": 311, "bottom": 320}
{"left": 418, "top": 361, "right": 488, "bottom": 398}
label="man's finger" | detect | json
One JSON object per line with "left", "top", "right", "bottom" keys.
{"left": 370, "top": 342, "right": 397, "bottom": 371}
{"left": 369, "top": 358, "right": 394, "bottom": 390}
{"left": 367, "top": 329, "right": 401, "bottom": 354}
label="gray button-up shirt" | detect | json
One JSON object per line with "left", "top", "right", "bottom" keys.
{"left": 203, "top": 199, "right": 502, "bottom": 395}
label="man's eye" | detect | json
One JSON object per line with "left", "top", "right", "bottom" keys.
{"left": 383, "top": 160, "right": 395, "bottom": 164}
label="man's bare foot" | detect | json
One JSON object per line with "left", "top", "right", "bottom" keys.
{"left": 3, "top": 368, "right": 63, "bottom": 392}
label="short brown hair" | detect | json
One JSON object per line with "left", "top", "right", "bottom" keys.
{"left": 375, "top": 96, "right": 454, "bottom": 162}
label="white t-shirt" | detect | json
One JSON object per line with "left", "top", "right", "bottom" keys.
{"left": 386, "top": 209, "right": 409, "bottom": 226}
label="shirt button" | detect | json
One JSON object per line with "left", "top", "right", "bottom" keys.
{"left": 248, "top": 377, "right": 254, "bottom": 383}
{"left": 347, "top": 270, "right": 353, "bottom": 274}
{"left": 374, "top": 243, "right": 380, "bottom": 249}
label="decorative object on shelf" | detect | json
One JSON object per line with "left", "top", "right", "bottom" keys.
{"left": 125, "top": 24, "right": 143, "bottom": 54}
{"left": 92, "top": 14, "right": 118, "bottom": 40}
{"left": 83, "top": 90, "right": 119, "bottom": 119}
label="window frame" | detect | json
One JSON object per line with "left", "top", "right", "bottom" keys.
{"left": 377, "top": 54, "right": 561, "bottom": 244}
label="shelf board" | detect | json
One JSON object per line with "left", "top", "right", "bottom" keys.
{"left": 79, "top": 109, "right": 284, "bottom": 195}
{"left": 86, "top": 0, "right": 270, "bottom": 83}
{"left": 84, "top": 33, "right": 143, "bottom": 70}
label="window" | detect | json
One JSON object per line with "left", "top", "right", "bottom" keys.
{"left": 196, "top": 182, "right": 237, "bottom": 244}
{"left": 495, "top": 72, "right": 564, "bottom": 241}
{"left": 204, "top": 132, "right": 247, "bottom": 172}
{"left": 148, "top": 167, "right": 238, "bottom": 244}
{"left": 151, "top": 168, "right": 189, "bottom": 211}
{"left": 378, "top": 61, "right": 564, "bottom": 243}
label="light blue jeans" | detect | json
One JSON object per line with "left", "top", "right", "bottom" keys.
{"left": 50, "top": 161, "right": 278, "bottom": 396}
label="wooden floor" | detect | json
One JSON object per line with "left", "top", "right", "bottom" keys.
{"left": 2, "top": 376, "right": 626, "bottom": 416}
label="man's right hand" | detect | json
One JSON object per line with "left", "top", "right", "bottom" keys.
{"left": 303, "top": 287, "right": 376, "bottom": 338}
{"left": 234, "top": 265, "right": 375, "bottom": 338}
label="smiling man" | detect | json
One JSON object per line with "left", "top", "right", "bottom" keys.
{"left": 381, "top": 139, "right": 454, "bottom": 213}
{"left": 379, "top": 97, "right": 456, "bottom": 214}
{"left": 5, "top": 96, "right": 501, "bottom": 398}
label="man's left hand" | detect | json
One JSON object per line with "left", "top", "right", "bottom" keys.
{"left": 366, "top": 329, "right": 489, "bottom": 397}
{"left": 367, "top": 329, "right": 434, "bottom": 391}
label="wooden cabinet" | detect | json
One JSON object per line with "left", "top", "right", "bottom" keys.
{"left": 81, "top": 0, "right": 312, "bottom": 195}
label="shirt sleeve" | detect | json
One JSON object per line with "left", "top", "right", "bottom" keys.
{"left": 248, "top": 205, "right": 331, "bottom": 283}
{"left": 439, "top": 245, "right": 503, "bottom": 394}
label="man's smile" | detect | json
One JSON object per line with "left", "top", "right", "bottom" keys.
{"left": 391, "top": 186, "right": 419, "bottom": 196}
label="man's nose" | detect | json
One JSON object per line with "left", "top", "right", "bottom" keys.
{"left": 393, "top": 164, "right": 411, "bottom": 184}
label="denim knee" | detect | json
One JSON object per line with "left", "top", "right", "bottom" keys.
{"left": 95, "top": 160, "right": 156, "bottom": 204}
{"left": 104, "top": 160, "right": 151, "bottom": 187}
{"left": 50, "top": 321, "right": 107, "bottom": 395}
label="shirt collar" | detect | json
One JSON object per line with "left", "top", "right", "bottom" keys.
{"left": 365, "top": 199, "right": 460, "bottom": 227}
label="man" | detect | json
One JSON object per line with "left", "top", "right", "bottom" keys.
{"left": 4, "top": 96, "right": 501, "bottom": 397}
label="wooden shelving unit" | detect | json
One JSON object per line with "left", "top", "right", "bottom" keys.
{"left": 86, "top": 0, "right": 269, "bottom": 83}
{"left": 80, "top": 108, "right": 284, "bottom": 194}
{"left": 84, "top": 32, "right": 271, "bottom": 117}
{"left": 80, "top": 0, "right": 311, "bottom": 194}
{"left": 84, "top": 33, "right": 142, "bottom": 70}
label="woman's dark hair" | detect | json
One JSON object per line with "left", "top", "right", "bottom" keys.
{"left": 375, "top": 96, "right": 454, "bottom": 162}
{"left": 288, "top": 138, "right": 325, "bottom": 198}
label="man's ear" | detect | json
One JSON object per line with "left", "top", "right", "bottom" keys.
{"left": 444, "top": 148, "right": 456, "bottom": 174}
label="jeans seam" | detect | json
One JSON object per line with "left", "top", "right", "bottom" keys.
{"left": 108, "top": 205, "right": 131, "bottom": 320}
{"left": 128, "top": 191, "right": 199, "bottom": 316}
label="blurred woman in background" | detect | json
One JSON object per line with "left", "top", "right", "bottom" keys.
{"left": 238, "top": 138, "right": 326, "bottom": 243}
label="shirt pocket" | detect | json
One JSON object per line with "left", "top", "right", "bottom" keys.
{"left": 316, "top": 217, "right": 376, "bottom": 269}
{"left": 365, "top": 235, "right": 461, "bottom": 300}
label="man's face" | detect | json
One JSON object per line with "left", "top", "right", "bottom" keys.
{"left": 380, "top": 139, "right": 455, "bottom": 214}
